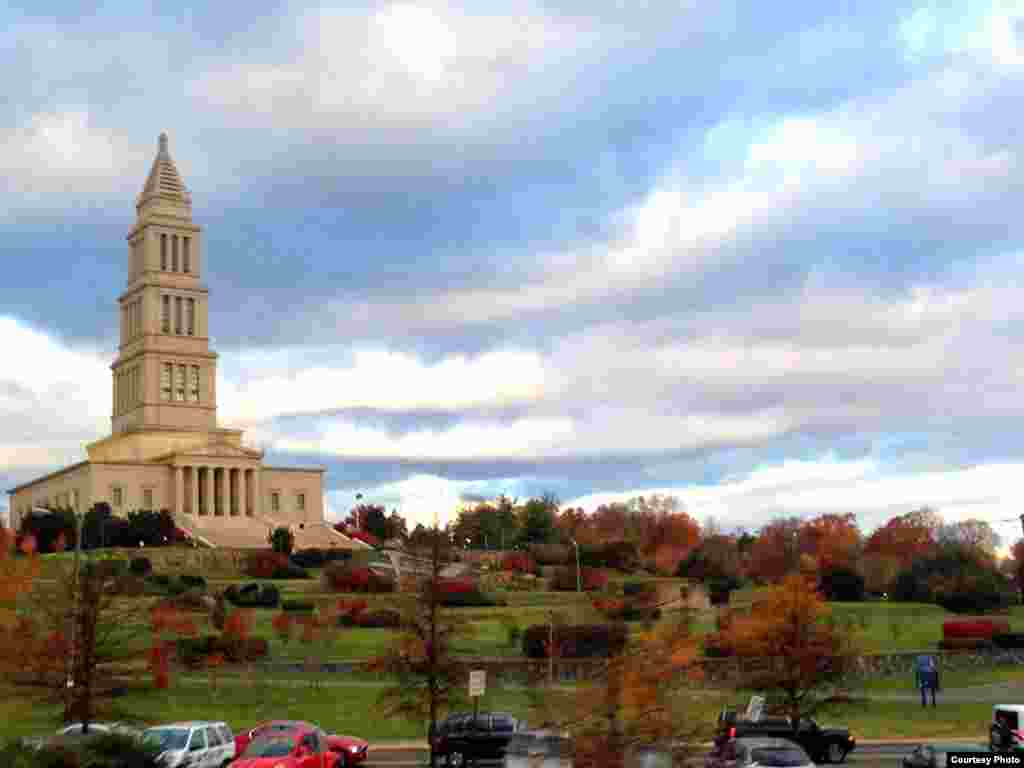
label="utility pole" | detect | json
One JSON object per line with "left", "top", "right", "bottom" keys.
{"left": 572, "top": 538, "right": 581, "bottom": 593}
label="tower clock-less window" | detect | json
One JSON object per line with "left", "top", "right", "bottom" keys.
{"left": 113, "top": 487, "right": 123, "bottom": 508}
{"left": 186, "top": 298, "right": 195, "bottom": 336}
{"left": 176, "top": 364, "right": 186, "bottom": 401}
{"left": 189, "top": 365, "right": 200, "bottom": 402}
{"left": 143, "top": 489, "right": 154, "bottom": 509}
{"left": 161, "top": 363, "right": 172, "bottom": 400}
{"left": 162, "top": 295, "right": 170, "bottom": 333}
{"left": 160, "top": 234, "right": 167, "bottom": 270}
{"left": 183, "top": 236, "right": 191, "bottom": 273}
{"left": 175, "top": 296, "right": 183, "bottom": 335}
{"left": 296, "top": 493, "right": 306, "bottom": 512}
{"left": 271, "top": 492, "right": 281, "bottom": 513}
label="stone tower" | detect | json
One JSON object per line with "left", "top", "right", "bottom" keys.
{"left": 113, "top": 133, "right": 218, "bottom": 434}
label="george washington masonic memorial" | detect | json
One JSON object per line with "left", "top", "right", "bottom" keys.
{"left": 6, "top": 134, "right": 362, "bottom": 551}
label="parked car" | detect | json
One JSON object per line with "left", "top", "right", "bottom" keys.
{"left": 902, "top": 742, "right": 991, "bottom": 768}
{"left": 142, "top": 721, "right": 235, "bottom": 768}
{"left": 431, "top": 712, "right": 524, "bottom": 767}
{"left": 708, "top": 738, "right": 816, "bottom": 768}
{"left": 57, "top": 721, "right": 141, "bottom": 738}
{"left": 717, "top": 709, "right": 855, "bottom": 764}
{"left": 503, "top": 728, "right": 572, "bottom": 768}
{"left": 991, "top": 705, "right": 1024, "bottom": 753}
{"left": 325, "top": 733, "right": 369, "bottom": 767}
{"left": 231, "top": 725, "right": 338, "bottom": 768}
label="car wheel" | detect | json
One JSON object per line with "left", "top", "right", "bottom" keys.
{"left": 826, "top": 742, "right": 847, "bottom": 763}
{"left": 336, "top": 752, "right": 348, "bottom": 768}
{"left": 447, "top": 751, "right": 465, "bottom": 768}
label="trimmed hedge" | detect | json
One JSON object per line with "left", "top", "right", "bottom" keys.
{"left": 993, "top": 632, "right": 1024, "bottom": 649}
{"left": 180, "top": 574, "right": 207, "bottom": 590}
{"left": 357, "top": 609, "right": 402, "bottom": 628}
{"left": 322, "top": 563, "right": 395, "bottom": 593}
{"left": 942, "top": 618, "right": 1010, "bottom": 639}
{"left": 552, "top": 566, "right": 608, "bottom": 592}
{"left": 176, "top": 635, "right": 271, "bottom": 666}
{"left": 281, "top": 599, "right": 315, "bottom": 612}
{"left": 522, "top": 623, "right": 628, "bottom": 659}
{"left": 129, "top": 556, "right": 152, "bottom": 576}
{"left": 224, "top": 583, "right": 280, "bottom": 608}
{"left": 242, "top": 550, "right": 309, "bottom": 579}
{"left": 290, "top": 548, "right": 353, "bottom": 569}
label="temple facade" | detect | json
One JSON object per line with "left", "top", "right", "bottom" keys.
{"left": 7, "top": 134, "right": 360, "bottom": 551}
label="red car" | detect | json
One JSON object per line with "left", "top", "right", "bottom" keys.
{"left": 231, "top": 724, "right": 337, "bottom": 768}
{"left": 236, "top": 721, "right": 321, "bottom": 756}
{"left": 325, "top": 734, "right": 369, "bottom": 767}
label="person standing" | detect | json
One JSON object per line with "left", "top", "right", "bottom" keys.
{"left": 914, "top": 655, "right": 939, "bottom": 707}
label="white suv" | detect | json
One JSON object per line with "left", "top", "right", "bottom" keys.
{"left": 143, "top": 721, "right": 235, "bottom": 768}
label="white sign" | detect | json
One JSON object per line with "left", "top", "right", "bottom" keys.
{"left": 746, "top": 695, "right": 765, "bottom": 722}
{"left": 469, "top": 669, "right": 486, "bottom": 698}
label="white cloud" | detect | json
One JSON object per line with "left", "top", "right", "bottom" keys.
{"left": 219, "top": 346, "right": 560, "bottom": 427}
{"left": 193, "top": 3, "right": 607, "bottom": 134}
{"left": 0, "top": 317, "right": 110, "bottom": 470}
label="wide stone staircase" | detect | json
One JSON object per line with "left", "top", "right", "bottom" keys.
{"left": 175, "top": 514, "right": 367, "bottom": 550}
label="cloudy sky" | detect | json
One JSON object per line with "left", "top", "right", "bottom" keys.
{"left": 4, "top": 0, "right": 1024, "bottom": 537}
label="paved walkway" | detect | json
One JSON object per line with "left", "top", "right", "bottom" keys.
{"left": 859, "top": 681, "right": 1024, "bottom": 703}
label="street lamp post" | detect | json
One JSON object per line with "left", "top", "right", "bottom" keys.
{"left": 571, "top": 538, "right": 581, "bottom": 593}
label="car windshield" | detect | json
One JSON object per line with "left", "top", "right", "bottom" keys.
{"left": 144, "top": 728, "right": 190, "bottom": 751}
{"left": 244, "top": 737, "right": 295, "bottom": 757}
{"left": 750, "top": 747, "right": 810, "bottom": 766}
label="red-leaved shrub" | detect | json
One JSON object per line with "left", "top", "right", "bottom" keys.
{"left": 243, "top": 550, "right": 290, "bottom": 579}
{"left": 553, "top": 566, "right": 608, "bottom": 592}
{"left": 322, "top": 563, "right": 394, "bottom": 593}
{"left": 942, "top": 618, "right": 1010, "bottom": 639}
{"left": 501, "top": 552, "right": 536, "bottom": 573}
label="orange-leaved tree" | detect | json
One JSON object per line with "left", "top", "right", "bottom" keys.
{"left": 798, "top": 513, "right": 861, "bottom": 571}
{"left": 535, "top": 611, "right": 707, "bottom": 768}
{"left": 721, "top": 574, "right": 856, "bottom": 720}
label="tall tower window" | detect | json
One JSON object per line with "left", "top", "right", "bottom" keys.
{"left": 161, "top": 363, "right": 172, "bottom": 400}
{"left": 176, "top": 364, "right": 186, "bottom": 401}
{"left": 187, "top": 298, "right": 195, "bottom": 336}
{"left": 190, "top": 365, "right": 200, "bottom": 402}
{"left": 174, "top": 297, "right": 183, "bottom": 335}
{"left": 162, "top": 295, "right": 170, "bottom": 333}
{"left": 172, "top": 235, "right": 179, "bottom": 272}
{"left": 160, "top": 234, "right": 167, "bottom": 270}
{"left": 183, "top": 237, "right": 191, "bottom": 273}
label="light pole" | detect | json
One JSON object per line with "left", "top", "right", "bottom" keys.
{"left": 571, "top": 538, "right": 581, "bottom": 593}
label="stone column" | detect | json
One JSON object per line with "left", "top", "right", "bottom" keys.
{"left": 239, "top": 468, "right": 248, "bottom": 519}
{"left": 229, "top": 468, "right": 238, "bottom": 516}
{"left": 190, "top": 466, "right": 199, "bottom": 515}
{"left": 201, "top": 466, "right": 210, "bottom": 516}
{"left": 218, "top": 467, "right": 228, "bottom": 517}
{"left": 174, "top": 466, "right": 184, "bottom": 518}
{"left": 252, "top": 469, "right": 261, "bottom": 518}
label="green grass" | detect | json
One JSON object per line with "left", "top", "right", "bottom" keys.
{"left": 857, "top": 665, "right": 1024, "bottom": 693}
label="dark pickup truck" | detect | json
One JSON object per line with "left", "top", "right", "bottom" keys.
{"left": 717, "top": 709, "right": 856, "bottom": 764}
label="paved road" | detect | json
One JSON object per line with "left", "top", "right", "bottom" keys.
{"left": 365, "top": 743, "right": 990, "bottom": 768}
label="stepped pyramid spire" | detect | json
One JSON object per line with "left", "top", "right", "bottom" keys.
{"left": 137, "top": 132, "right": 191, "bottom": 213}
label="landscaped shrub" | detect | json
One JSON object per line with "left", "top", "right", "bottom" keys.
{"left": 322, "top": 563, "right": 394, "bottom": 593}
{"left": 579, "top": 541, "right": 641, "bottom": 572}
{"left": 129, "top": 556, "right": 152, "bottom": 576}
{"left": 939, "top": 637, "right": 993, "bottom": 650}
{"left": 522, "top": 623, "right": 628, "bottom": 659}
{"left": 161, "top": 588, "right": 209, "bottom": 613}
{"left": 281, "top": 599, "right": 315, "bottom": 612}
{"left": 818, "top": 566, "right": 865, "bottom": 602}
{"left": 176, "top": 634, "right": 271, "bottom": 666}
{"left": 25, "top": 730, "right": 163, "bottom": 767}
{"left": 501, "top": 552, "right": 536, "bottom": 573}
{"left": 529, "top": 543, "right": 570, "bottom": 565}
{"left": 243, "top": 550, "right": 290, "bottom": 579}
{"left": 112, "top": 574, "right": 147, "bottom": 597}
{"left": 272, "top": 561, "right": 311, "bottom": 580}
{"left": 269, "top": 526, "right": 295, "bottom": 555}
{"left": 892, "top": 545, "right": 1016, "bottom": 612}
{"left": 552, "top": 566, "right": 608, "bottom": 592}
{"left": 179, "top": 574, "right": 207, "bottom": 591}
{"left": 143, "top": 573, "right": 191, "bottom": 596}
{"left": 224, "top": 583, "right": 280, "bottom": 608}
{"left": 942, "top": 618, "right": 1010, "bottom": 639}
{"left": 336, "top": 599, "right": 369, "bottom": 626}
{"left": 357, "top": 609, "right": 402, "bottom": 628}
{"left": 993, "top": 632, "right": 1024, "bottom": 649}
{"left": 291, "top": 548, "right": 352, "bottom": 568}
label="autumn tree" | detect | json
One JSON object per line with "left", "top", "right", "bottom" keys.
{"left": 720, "top": 574, "right": 856, "bottom": 720}
{"left": 371, "top": 528, "right": 471, "bottom": 767}
{"left": 798, "top": 513, "right": 861, "bottom": 571}
{"left": 534, "top": 611, "right": 708, "bottom": 768}
{"left": 747, "top": 518, "right": 803, "bottom": 584}
{"left": 518, "top": 495, "right": 560, "bottom": 545}
{"left": 863, "top": 508, "right": 940, "bottom": 569}
{"left": 937, "top": 519, "right": 1000, "bottom": 563}
{"left": 1009, "top": 540, "right": 1024, "bottom": 601}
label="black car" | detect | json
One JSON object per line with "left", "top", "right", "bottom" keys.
{"left": 431, "top": 713, "right": 523, "bottom": 767}
{"left": 717, "top": 710, "right": 855, "bottom": 764}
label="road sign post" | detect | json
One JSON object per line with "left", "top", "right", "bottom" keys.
{"left": 469, "top": 669, "right": 486, "bottom": 719}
